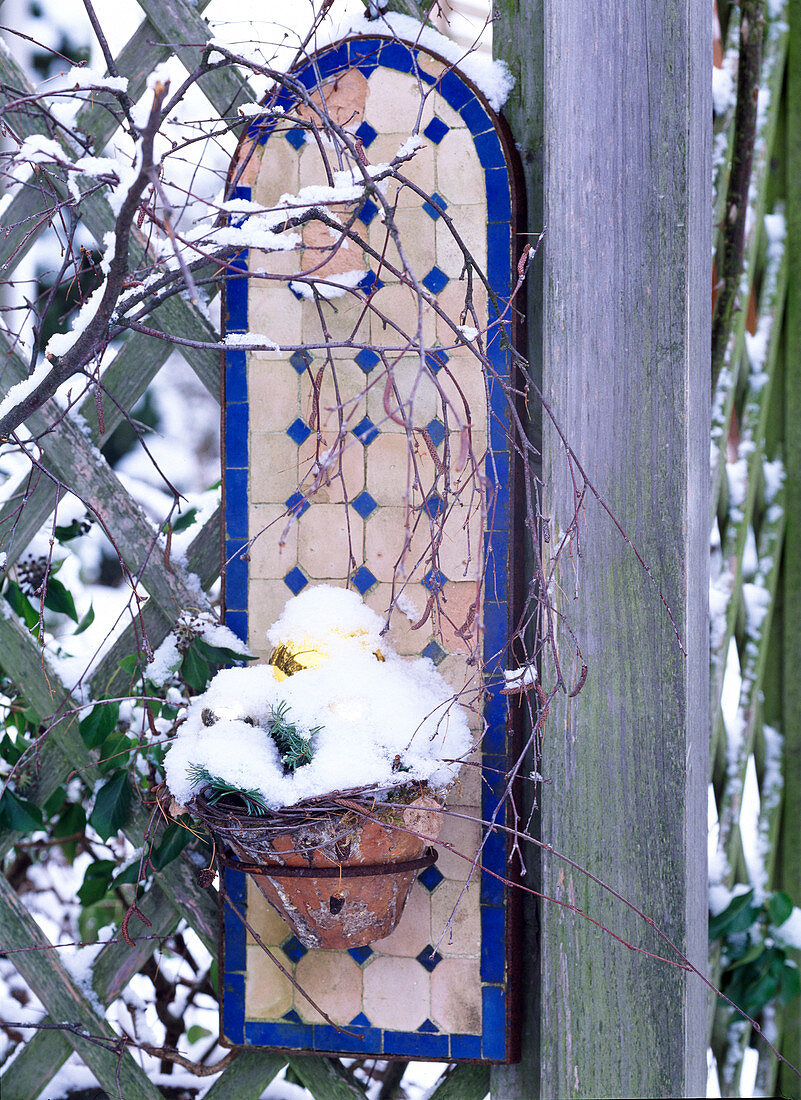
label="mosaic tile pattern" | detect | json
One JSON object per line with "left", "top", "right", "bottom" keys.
{"left": 222, "top": 35, "right": 517, "bottom": 1062}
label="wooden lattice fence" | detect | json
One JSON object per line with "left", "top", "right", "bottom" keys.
{"left": 1, "top": 0, "right": 800, "bottom": 1097}
{"left": 0, "top": 1, "right": 492, "bottom": 1096}
{"left": 708, "top": 0, "right": 801, "bottom": 1094}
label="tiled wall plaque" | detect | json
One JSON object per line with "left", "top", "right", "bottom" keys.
{"left": 221, "top": 33, "right": 522, "bottom": 1062}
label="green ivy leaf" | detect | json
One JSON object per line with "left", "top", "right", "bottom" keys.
{"left": 113, "top": 861, "right": 141, "bottom": 887}
{"left": 77, "top": 859, "right": 117, "bottom": 906}
{"left": 151, "top": 822, "right": 192, "bottom": 871}
{"left": 43, "top": 576, "right": 79, "bottom": 622}
{"left": 90, "top": 772, "right": 131, "bottom": 840}
{"left": 5, "top": 580, "right": 40, "bottom": 630}
{"left": 193, "top": 638, "right": 254, "bottom": 667}
{"left": 186, "top": 1025, "right": 212, "bottom": 1045}
{"left": 0, "top": 733, "right": 22, "bottom": 766}
{"left": 80, "top": 702, "right": 120, "bottom": 750}
{"left": 118, "top": 653, "right": 144, "bottom": 679}
{"left": 768, "top": 891, "right": 794, "bottom": 929}
{"left": 170, "top": 507, "right": 198, "bottom": 534}
{"left": 180, "top": 644, "right": 211, "bottom": 692}
{"left": 709, "top": 889, "right": 758, "bottom": 940}
{"left": 778, "top": 964, "right": 801, "bottom": 1006}
{"left": 78, "top": 897, "right": 124, "bottom": 942}
{"left": 97, "top": 733, "right": 133, "bottom": 774}
{"left": 0, "top": 790, "right": 43, "bottom": 833}
{"left": 54, "top": 517, "right": 91, "bottom": 541}
{"left": 43, "top": 786, "right": 67, "bottom": 816}
{"left": 73, "top": 603, "right": 95, "bottom": 636}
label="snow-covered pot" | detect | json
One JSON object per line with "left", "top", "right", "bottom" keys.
{"left": 193, "top": 789, "right": 444, "bottom": 949}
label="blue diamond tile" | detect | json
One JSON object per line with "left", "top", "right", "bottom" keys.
{"left": 286, "top": 417, "right": 311, "bottom": 445}
{"left": 424, "top": 418, "right": 446, "bottom": 447}
{"left": 358, "top": 270, "right": 384, "bottom": 295}
{"left": 416, "top": 945, "right": 443, "bottom": 972}
{"left": 351, "top": 565, "right": 378, "bottom": 595}
{"left": 417, "top": 1017, "right": 440, "bottom": 1033}
{"left": 422, "top": 492, "right": 445, "bottom": 519}
{"left": 352, "top": 491, "right": 378, "bottom": 519}
{"left": 349, "top": 1012, "right": 372, "bottom": 1026}
{"left": 285, "top": 492, "right": 310, "bottom": 519}
{"left": 281, "top": 934, "right": 308, "bottom": 963}
{"left": 355, "top": 348, "right": 380, "bottom": 373}
{"left": 418, "top": 864, "right": 444, "bottom": 892}
{"left": 422, "top": 569, "right": 447, "bottom": 593}
{"left": 425, "top": 349, "right": 449, "bottom": 374}
{"left": 352, "top": 416, "right": 379, "bottom": 446}
{"left": 421, "top": 640, "right": 447, "bottom": 667}
{"left": 281, "top": 1009, "right": 303, "bottom": 1023}
{"left": 357, "top": 197, "right": 378, "bottom": 226}
{"left": 290, "top": 350, "right": 312, "bottom": 374}
{"left": 422, "top": 192, "right": 448, "bottom": 220}
{"left": 283, "top": 566, "right": 308, "bottom": 595}
{"left": 348, "top": 945, "right": 374, "bottom": 966}
{"left": 285, "top": 127, "right": 306, "bottom": 149}
{"left": 355, "top": 120, "right": 378, "bottom": 147}
{"left": 422, "top": 266, "right": 449, "bottom": 295}
{"left": 423, "top": 117, "right": 449, "bottom": 144}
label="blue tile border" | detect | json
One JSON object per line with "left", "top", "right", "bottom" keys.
{"left": 221, "top": 37, "right": 518, "bottom": 1065}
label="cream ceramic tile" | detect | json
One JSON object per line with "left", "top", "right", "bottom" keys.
{"left": 365, "top": 506, "right": 429, "bottom": 584}
{"left": 250, "top": 246, "right": 303, "bottom": 280}
{"left": 430, "top": 957, "right": 482, "bottom": 1034}
{"left": 436, "top": 809, "right": 482, "bottom": 881}
{"left": 245, "top": 944, "right": 294, "bottom": 1019}
{"left": 446, "top": 749, "right": 483, "bottom": 809}
{"left": 363, "top": 68, "right": 424, "bottom": 134}
{"left": 297, "top": 502, "right": 359, "bottom": 579}
{"left": 250, "top": 503, "right": 300, "bottom": 578}
{"left": 249, "top": 433, "right": 300, "bottom": 503}
{"left": 363, "top": 583, "right": 429, "bottom": 656}
{"left": 436, "top": 502, "right": 482, "bottom": 581}
{"left": 434, "top": 282, "right": 489, "bottom": 346}
{"left": 362, "top": 955, "right": 430, "bottom": 1030}
{"left": 246, "top": 877, "right": 293, "bottom": 945}
{"left": 248, "top": 579, "right": 299, "bottom": 651}
{"left": 365, "top": 134, "right": 436, "bottom": 207}
{"left": 364, "top": 433, "right": 415, "bottom": 506}
{"left": 297, "top": 432, "right": 365, "bottom": 504}
{"left": 371, "top": 356, "right": 443, "bottom": 430}
{"left": 435, "top": 352, "right": 488, "bottom": 428}
{"left": 430, "top": 877, "right": 481, "bottom": 958}
{"left": 372, "top": 880, "right": 432, "bottom": 957}
{"left": 383, "top": 207, "right": 438, "bottom": 282}
{"left": 434, "top": 128, "right": 486, "bottom": 207}
{"left": 255, "top": 139, "right": 301, "bottom": 206}
{"left": 293, "top": 951, "right": 363, "bottom": 1024}
{"left": 436, "top": 213, "right": 487, "bottom": 277}
{"left": 299, "top": 359, "right": 368, "bottom": 435}
{"left": 249, "top": 286, "right": 303, "bottom": 347}
{"left": 436, "top": 581, "right": 482, "bottom": 656}
{"left": 300, "top": 294, "right": 371, "bottom": 346}
{"left": 368, "top": 283, "right": 437, "bottom": 346}
{"left": 247, "top": 361, "right": 299, "bottom": 430}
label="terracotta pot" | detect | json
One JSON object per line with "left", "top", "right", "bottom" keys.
{"left": 195, "top": 792, "right": 443, "bottom": 949}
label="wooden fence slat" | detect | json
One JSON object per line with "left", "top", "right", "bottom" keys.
{"left": 0, "top": 873, "right": 164, "bottom": 1099}
{"left": 539, "top": 2, "right": 710, "bottom": 1096}
{"left": 0, "top": 338, "right": 212, "bottom": 620}
{"left": 285, "top": 1054, "right": 368, "bottom": 1098}
{"left": 201, "top": 1049, "right": 287, "bottom": 1099}
{"left": 133, "top": 0, "right": 252, "bottom": 116}
{"left": 0, "top": 47, "right": 225, "bottom": 398}
{"left": 429, "top": 1063, "right": 491, "bottom": 1100}
{"left": 780, "top": 0, "right": 801, "bottom": 1090}
{"left": 710, "top": 12, "right": 790, "bottom": 522}
{"left": 1, "top": 881, "right": 181, "bottom": 1094}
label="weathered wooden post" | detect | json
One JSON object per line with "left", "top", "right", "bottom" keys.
{"left": 495, "top": 2, "right": 711, "bottom": 1096}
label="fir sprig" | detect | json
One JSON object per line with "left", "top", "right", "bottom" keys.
{"left": 187, "top": 764, "right": 270, "bottom": 815}
{"left": 268, "top": 700, "right": 317, "bottom": 773}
